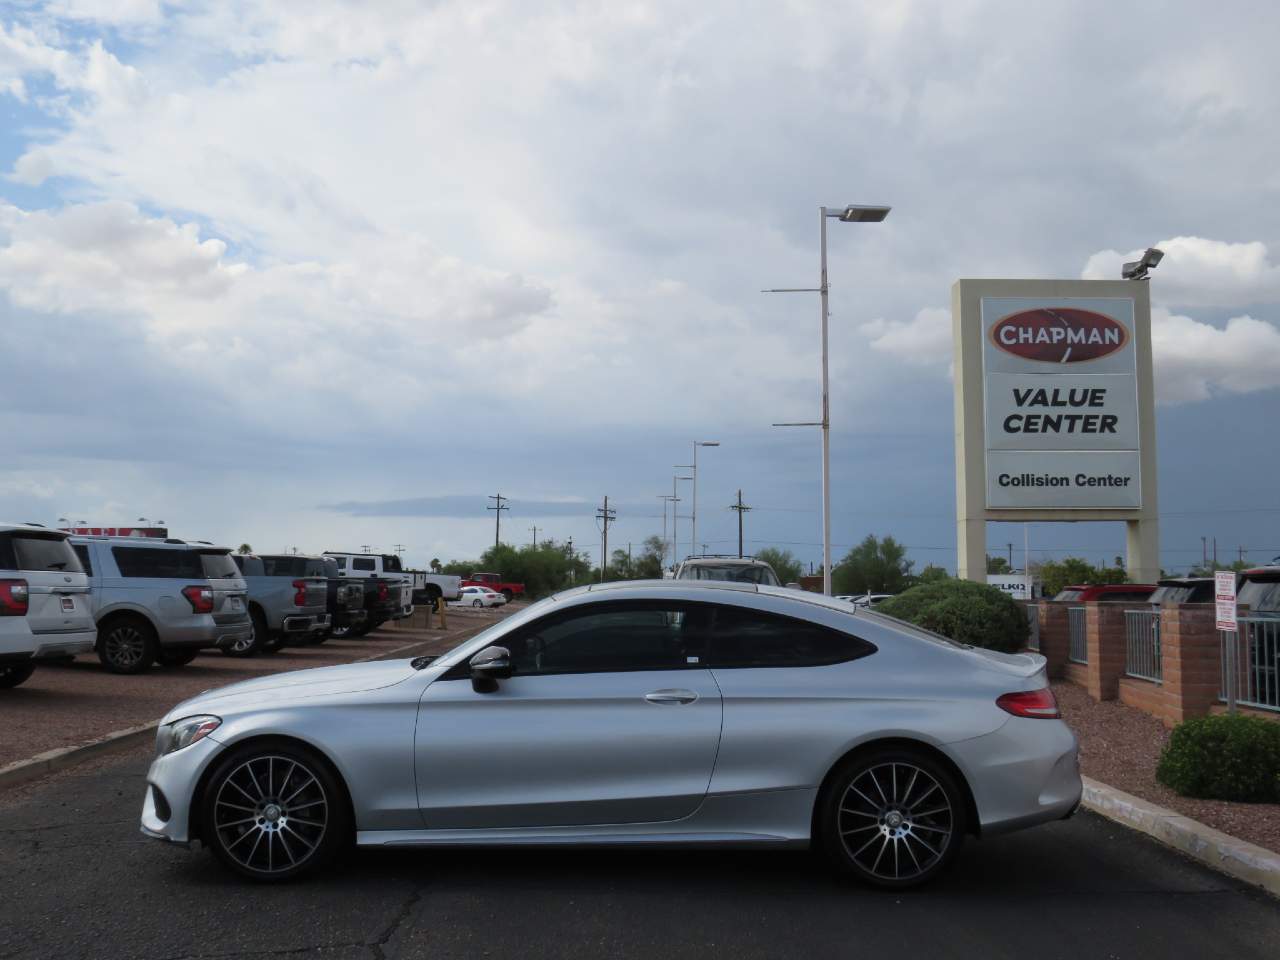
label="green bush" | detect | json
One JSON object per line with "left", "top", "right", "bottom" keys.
{"left": 1156, "top": 715, "right": 1280, "bottom": 802}
{"left": 874, "top": 579, "right": 1028, "bottom": 653}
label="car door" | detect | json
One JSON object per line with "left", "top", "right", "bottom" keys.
{"left": 415, "top": 600, "right": 722, "bottom": 829}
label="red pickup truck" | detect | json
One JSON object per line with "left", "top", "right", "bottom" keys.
{"left": 460, "top": 572, "right": 525, "bottom": 603}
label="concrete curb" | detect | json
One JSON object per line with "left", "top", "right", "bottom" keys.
{"left": 1082, "top": 775, "right": 1280, "bottom": 898}
{"left": 0, "top": 623, "right": 490, "bottom": 792}
{"left": 0, "top": 720, "right": 160, "bottom": 790}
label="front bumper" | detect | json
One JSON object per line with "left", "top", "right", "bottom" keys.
{"left": 140, "top": 732, "right": 227, "bottom": 845}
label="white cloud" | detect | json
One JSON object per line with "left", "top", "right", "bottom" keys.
{"left": 1151, "top": 307, "right": 1280, "bottom": 404}
{"left": 858, "top": 307, "right": 952, "bottom": 367}
{"left": 1082, "top": 237, "right": 1280, "bottom": 308}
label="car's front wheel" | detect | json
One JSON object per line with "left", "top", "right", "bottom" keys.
{"left": 818, "top": 748, "right": 965, "bottom": 889}
{"left": 201, "top": 742, "right": 350, "bottom": 881}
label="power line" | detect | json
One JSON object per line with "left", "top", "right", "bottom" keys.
{"left": 596, "top": 496, "right": 616, "bottom": 582}
{"left": 728, "top": 489, "right": 752, "bottom": 558}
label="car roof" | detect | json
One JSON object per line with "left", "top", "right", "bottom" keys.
{"left": 678, "top": 556, "right": 770, "bottom": 566}
{"left": 1155, "top": 577, "right": 1215, "bottom": 586}
{"left": 68, "top": 535, "right": 223, "bottom": 550}
{"left": 571, "top": 579, "right": 866, "bottom": 617}
{"left": 0, "top": 522, "right": 70, "bottom": 537}
{"left": 1241, "top": 567, "right": 1280, "bottom": 581}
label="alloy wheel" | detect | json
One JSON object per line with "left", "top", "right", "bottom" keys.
{"left": 212, "top": 755, "right": 328, "bottom": 876}
{"left": 837, "top": 762, "right": 955, "bottom": 883}
{"left": 105, "top": 626, "right": 146, "bottom": 668}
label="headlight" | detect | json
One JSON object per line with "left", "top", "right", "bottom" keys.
{"left": 155, "top": 715, "right": 221, "bottom": 757}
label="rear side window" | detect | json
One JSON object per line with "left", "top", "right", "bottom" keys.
{"left": 1054, "top": 589, "right": 1082, "bottom": 602}
{"left": 1239, "top": 579, "right": 1280, "bottom": 612}
{"left": 709, "top": 605, "right": 873, "bottom": 668}
{"left": 113, "top": 547, "right": 201, "bottom": 578}
{"left": 73, "top": 544, "right": 93, "bottom": 576}
{"left": 322, "top": 558, "right": 340, "bottom": 578}
{"left": 382, "top": 555, "right": 403, "bottom": 572}
{"left": 303, "top": 559, "right": 328, "bottom": 577}
{"left": 353, "top": 558, "right": 376, "bottom": 572}
{"left": 8, "top": 533, "right": 83, "bottom": 573}
{"left": 262, "top": 556, "right": 304, "bottom": 577}
{"left": 200, "top": 551, "right": 240, "bottom": 579}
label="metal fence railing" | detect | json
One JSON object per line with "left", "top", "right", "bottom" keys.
{"left": 1220, "top": 617, "right": 1280, "bottom": 713}
{"left": 1124, "top": 609, "right": 1161, "bottom": 682}
{"left": 1068, "top": 606, "right": 1087, "bottom": 664}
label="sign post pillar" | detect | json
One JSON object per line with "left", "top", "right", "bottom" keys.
{"left": 1216, "top": 570, "right": 1238, "bottom": 715}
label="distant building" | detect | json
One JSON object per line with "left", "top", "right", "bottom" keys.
{"left": 61, "top": 525, "right": 169, "bottom": 539}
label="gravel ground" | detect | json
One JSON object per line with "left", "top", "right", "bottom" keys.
{"left": 0, "top": 604, "right": 515, "bottom": 769}
{"left": 1053, "top": 680, "right": 1280, "bottom": 854}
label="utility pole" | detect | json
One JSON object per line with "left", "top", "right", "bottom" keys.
{"left": 1202, "top": 536, "right": 1208, "bottom": 571}
{"left": 530, "top": 526, "right": 538, "bottom": 549}
{"left": 393, "top": 544, "right": 406, "bottom": 558}
{"left": 360, "top": 544, "right": 371, "bottom": 554}
{"left": 1239, "top": 545, "right": 1245, "bottom": 565}
{"left": 566, "top": 536, "right": 575, "bottom": 584}
{"left": 627, "top": 542, "right": 632, "bottom": 568}
{"left": 487, "top": 494, "right": 509, "bottom": 549}
{"left": 1007, "top": 543, "right": 1013, "bottom": 569}
{"left": 596, "top": 497, "right": 616, "bottom": 582}
{"left": 728, "top": 489, "right": 752, "bottom": 557}
{"left": 1213, "top": 537, "right": 1217, "bottom": 568}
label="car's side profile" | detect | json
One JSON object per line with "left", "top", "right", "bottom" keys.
{"left": 141, "top": 581, "right": 1080, "bottom": 888}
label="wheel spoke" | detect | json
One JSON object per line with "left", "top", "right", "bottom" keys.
{"left": 910, "top": 831, "right": 941, "bottom": 859}
{"left": 217, "top": 800, "right": 257, "bottom": 814}
{"left": 870, "top": 835, "right": 891, "bottom": 874}
{"left": 865, "top": 768, "right": 889, "bottom": 806}
{"left": 218, "top": 816, "right": 258, "bottom": 828}
{"left": 226, "top": 827, "right": 258, "bottom": 851}
{"left": 903, "top": 834, "right": 922, "bottom": 873}
{"left": 267, "top": 758, "right": 274, "bottom": 799}
{"left": 245, "top": 829, "right": 266, "bottom": 865}
{"left": 267, "top": 830, "right": 274, "bottom": 872}
{"left": 847, "top": 784, "right": 880, "bottom": 810}
{"left": 914, "top": 806, "right": 950, "bottom": 819}
{"left": 226, "top": 778, "right": 258, "bottom": 805}
{"left": 288, "top": 816, "right": 325, "bottom": 828}
{"left": 246, "top": 762, "right": 266, "bottom": 802}
{"left": 891, "top": 764, "right": 899, "bottom": 804}
{"left": 912, "top": 822, "right": 950, "bottom": 835}
{"left": 280, "top": 761, "right": 298, "bottom": 799}
{"left": 289, "top": 798, "right": 327, "bottom": 811}
{"left": 283, "top": 774, "right": 317, "bottom": 806}
{"left": 839, "top": 807, "right": 879, "bottom": 818}
{"left": 277, "top": 828, "right": 296, "bottom": 866}
{"left": 908, "top": 783, "right": 939, "bottom": 810}
{"left": 282, "top": 823, "right": 318, "bottom": 851}
{"left": 840, "top": 824, "right": 879, "bottom": 835}
{"left": 851, "top": 832, "right": 881, "bottom": 859}
{"left": 902, "top": 767, "right": 920, "bottom": 808}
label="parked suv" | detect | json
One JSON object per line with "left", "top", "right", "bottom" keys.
{"left": 1052, "top": 584, "right": 1156, "bottom": 602}
{"left": 70, "top": 537, "right": 251, "bottom": 673}
{"left": 1146, "top": 577, "right": 1215, "bottom": 605}
{"left": 673, "top": 555, "right": 781, "bottom": 586}
{"left": 0, "top": 523, "right": 97, "bottom": 688}
{"left": 228, "top": 554, "right": 333, "bottom": 656}
{"left": 1238, "top": 568, "right": 1280, "bottom": 616}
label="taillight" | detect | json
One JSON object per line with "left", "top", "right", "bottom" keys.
{"left": 182, "top": 585, "right": 215, "bottom": 614}
{"left": 0, "top": 579, "right": 29, "bottom": 616}
{"left": 377, "top": 582, "right": 389, "bottom": 602}
{"left": 292, "top": 579, "right": 307, "bottom": 607}
{"left": 996, "top": 688, "right": 1060, "bottom": 719}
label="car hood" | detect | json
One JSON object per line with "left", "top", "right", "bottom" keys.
{"left": 164, "top": 660, "right": 417, "bottom": 720}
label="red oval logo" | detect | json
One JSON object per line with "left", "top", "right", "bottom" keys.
{"left": 989, "top": 308, "right": 1129, "bottom": 363}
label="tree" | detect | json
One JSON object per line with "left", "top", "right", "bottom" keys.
{"left": 986, "top": 555, "right": 1010, "bottom": 575}
{"left": 430, "top": 558, "right": 442, "bottom": 573}
{"left": 755, "top": 547, "right": 803, "bottom": 585}
{"left": 915, "top": 565, "right": 950, "bottom": 586}
{"left": 1033, "top": 557, "right": 1129, "bottom": 597}
{"left": 833, "top": 535, "right": 914, "bottom": 595}
{"left": 237, "top": 543, "right": 252, "bottom": 555}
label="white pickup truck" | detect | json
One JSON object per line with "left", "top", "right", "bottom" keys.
{"left": 322, "top": 552, "right": 461, "bottom": 619}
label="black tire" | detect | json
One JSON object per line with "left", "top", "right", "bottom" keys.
{"left": 501, "top": 589, "right": 513, "bottom": 603}
{"left": 0, "top": 662, "right": 36, "bottom": 688}
{"left": 223, "top": 606, "right": 266, "bottom": 658}
{"left": 199, "top": 740, "right": 351, "bottom": 882}
{"left": 817, "top": 747, "right": 966, "bottom": 889}
{"left": 97, "top": 616, "right": 158, "bottom": 675}
{"left": 254, "top": 607, "right": 288, "bottom": 654}
{"left": 157, "top": 648, "right": 200, "bottom": 667}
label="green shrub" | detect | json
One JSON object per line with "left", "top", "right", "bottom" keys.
{"left": 875, "top": 579, "right": 1028, "bottom": 653}
{"left": 1156, "top": 715, "right": 1280, "bottom": 802}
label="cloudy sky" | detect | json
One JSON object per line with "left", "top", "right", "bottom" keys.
{"left": 3, "top": 0, "right": 1279, "bottom": 575}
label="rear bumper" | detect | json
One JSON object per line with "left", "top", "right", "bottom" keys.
{"left": 282, "top": 613, "right": 331, "bottom": 633}
{"left": 948, "top": 717, "right": 1082, "bottom": 836}
{"left": 32, "top": 628, "right": 98, "bottom": 658}
{"left": 162, "top": 617, "right": 252, "bottom": 650}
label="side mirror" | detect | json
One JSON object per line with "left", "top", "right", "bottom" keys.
{"left": 469, "top": 645, "right": 513, "bottom": 692}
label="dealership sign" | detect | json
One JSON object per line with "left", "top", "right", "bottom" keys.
{"left": 982, "top": 297, "right": 1141, "bottom": 510}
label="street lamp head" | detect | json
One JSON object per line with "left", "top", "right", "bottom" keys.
{"left": 828, "top": 204, "right": 891, "bottom": 223}
{"left": 1121, "top": 247, "right": 1164, "bottom": 281}
{"left": 697, "top": 441, "right": 721, "bottom": 447}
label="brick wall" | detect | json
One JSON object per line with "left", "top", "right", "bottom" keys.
{"left": 1035, "top": 601, "right": 1070, "bottom": 679}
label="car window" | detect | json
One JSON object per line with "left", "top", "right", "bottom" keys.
{"left": 7, "top": 533, "right": 83, "bottom": 573}
{"left": 262, "top": 556, "right": 304, "bottom": 577}
{"left": 1239, "top": 579, "right": 1280, "bottom": 612}
{"left": 333, "top": 556, "right": 347, "bottom": 570}
{"left": 353, "top": 558, "right": 376, "bottom": 572}
{"left": 303, "top": 559, "right": 328, "bottom": 577}
{"left": 710, "top": 604, "right": 875, "bottom": 668}
{"left": 505, "top": 602, "right": 712, "bottom": 676}
{"left": 382, "top": 555, "right": 403, "bottom": 572}
{"left": 1053, "top": 589, "right": 1082, "bottom": 602}
{"left": 680, "top": 564, "right": 779, "bottom": 585}
{"left": 322, "top": 558, "right": 340, "bottom": 578}
{"left": 73, "top": 544, "right": 93, "bottom": 576}
{"left": 113, "top": 546, "right": 202, "bottom": 578}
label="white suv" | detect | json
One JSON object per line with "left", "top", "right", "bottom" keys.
{"left": 672, "top": 555, "right": 781, "bottom": 586}
{"left": 0, "top": 523, "right": 97, "bottom": 688}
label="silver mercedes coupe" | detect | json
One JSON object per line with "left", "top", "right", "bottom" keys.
{"left": 141, "top": 581, "right": 1081, "bottom": 888}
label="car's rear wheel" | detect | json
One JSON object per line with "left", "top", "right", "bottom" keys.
{"left": 201, "top": 742, "right": 349, "bottom": 882}
{"left": 157, "top": 648, "right": 200, "bottom": 667}
{"left": 98, "top": 617, "right": 157, "bottom": 674}
{"left": 501, "top": 589, "right": 513, "bottom": 603}
{"left": 818, "top": 748, "right": 965, "bottom": 889}
{"left": 0, "top": 662, "right": 36, "bottom": 688}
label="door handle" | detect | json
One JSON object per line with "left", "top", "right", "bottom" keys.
{"left": 644, "top": 689, "right": 698, "bottom": 705}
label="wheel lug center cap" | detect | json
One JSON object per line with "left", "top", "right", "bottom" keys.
{"left": 885, "top": 811, "right": 904, "bottom": 828}
{"left": 263, "top": 804, "right": 282, "bottom": 823}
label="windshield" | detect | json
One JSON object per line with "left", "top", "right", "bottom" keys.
{"left": 679, "top": 564, "right": 780, "bottom": 586}
{"left": 1239, "top": 578, "right": 1280, "bottom": 613}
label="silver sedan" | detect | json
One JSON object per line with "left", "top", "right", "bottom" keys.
{"left": 140, "top": 581, "right": 1081, "bottom": 888}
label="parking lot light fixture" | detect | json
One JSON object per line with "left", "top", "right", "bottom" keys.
{"left": 765, "top": 202, "right": 891, "bottom": 595}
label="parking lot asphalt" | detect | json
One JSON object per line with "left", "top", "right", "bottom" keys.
{"left": 2, "top": 745, "right": 1278, "bottom": 960}
{"left": 0, "top": 606, "right": 512, "bottom": 767}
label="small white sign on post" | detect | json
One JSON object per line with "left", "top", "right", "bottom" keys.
{"left": 1215, "top": 570, "right": 1237, "bottom": 632}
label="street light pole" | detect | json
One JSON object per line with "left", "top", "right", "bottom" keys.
{"left": 691, "top": 440, "right": 720, "bottom": 561}
{"left": 764, "top": 203, "right": 890, "bottom": 596}
{"left": 672, "top": 471, "right": 693, "bottom": 565}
